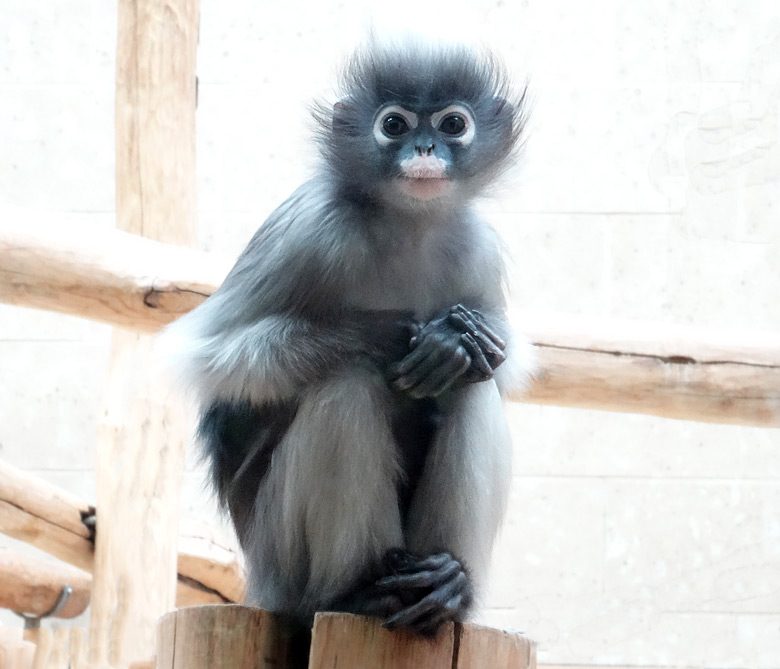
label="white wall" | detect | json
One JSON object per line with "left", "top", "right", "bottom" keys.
{"left": 1, "top": 1, "right": 779, "bottom": 667}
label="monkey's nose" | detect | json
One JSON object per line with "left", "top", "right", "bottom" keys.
{"left": 415, "top": 143, "right": 435, "bottom": 156}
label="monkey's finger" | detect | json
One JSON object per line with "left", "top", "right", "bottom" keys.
{"left": 414, "top": 593, "right": 465, "bottom": 637}
{"left": 446, "top": 310, "right": 477, "bottom": 336}
{"left": 449, "top": 312, "right": 506, "bottom": 360}
{"left": 382, "top": 571, "right": 467, "bottom": 630}
{"left": 389, "top": 552, "right": 451, "bottom": 576}
{"left": 468, "top": 321, "right": 507, "bottom": 356}
{"left": 406, "top": 350, "right": 470, "bottom": 398}
{"left": 451, "top": 305, "right": 507, "bottom": 351}
{"left": 387, "top": 344, "right": 436, "bottom": 381}
{"left": 460, "top": 333, "right": 493, "bottom": 379}
{"left": 382, "top": 595, "right": 439, "bottom": 630}
{"left": 392, "top": 338, "right": 457, "bottom": 388}
{"left": 389, "top": 346, "right": 446, "bottom": 391}
{"left": 377, "top": 559, "right": 461, "bottom": 590}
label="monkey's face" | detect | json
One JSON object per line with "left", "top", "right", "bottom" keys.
{"left": 371, "top": 103, "right": 476, "bottom": 203}
{"left": 313, "top": 41, "right": 526, "bottom": 210}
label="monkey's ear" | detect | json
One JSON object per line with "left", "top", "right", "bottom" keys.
{"left": 332, "top": 100, "right": 358, "bottom": 134}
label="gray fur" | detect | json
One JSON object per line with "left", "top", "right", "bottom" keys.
{"left": 163, "top": 39, "right": 534, "bottom": 626}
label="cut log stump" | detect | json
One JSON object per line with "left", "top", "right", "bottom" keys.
{"left": 155, "top": 605, "right": 535, "bottom": 669}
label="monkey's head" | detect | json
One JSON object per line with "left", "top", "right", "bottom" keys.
{"left": 313, "top": 40, "right": 527, "bottom": 212}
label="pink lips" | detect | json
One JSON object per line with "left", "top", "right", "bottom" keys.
{"left": 398, "top": 155, "right": 450, "bottom": 200}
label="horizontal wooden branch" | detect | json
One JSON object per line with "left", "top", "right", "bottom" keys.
{"left": 0, "top": 547, "right": 91, "bottom": 618}
{"left": 0, "top": 212, "right": 233, "bottom": 333}
{"left": 516, "top": 311, "right": 780, "bottom": 427}
{"left": 0, "top": 460, "right": 244, "bottom": 604}
{"left": 1, "top": 218, "right": 778, "bottom": 427}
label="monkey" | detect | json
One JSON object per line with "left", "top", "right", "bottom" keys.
{"left": 163, "top": 39, "right": 534, "bottom": 644}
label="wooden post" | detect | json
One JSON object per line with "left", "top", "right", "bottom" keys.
{"left": 156, "top": 606, "right": 294, "bottom": 669}
{"left": 154, "top": 606, "right": 536, "bottom": 669}
{"left": 89, "top": 1, "right": 199, "bottom": 667}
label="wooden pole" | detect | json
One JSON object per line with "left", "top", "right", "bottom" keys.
{"left": 89, "top": 1, "right": 199, "bottom": 667}
{"left": 154, "top": 607, "right": 536, "bottom": 669}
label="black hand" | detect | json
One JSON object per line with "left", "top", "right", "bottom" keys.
{"left": 435, "top": 305, "right": 506, "bottom": 383}
{"left": 387, "top": 316, "right": 471, "bottom": 398}
{"left": 377, "top": 552, "right": 473, "bottom": 637}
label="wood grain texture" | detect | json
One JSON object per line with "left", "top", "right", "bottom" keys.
{"left": 0, "top": 218, "right": 231, "bottom": 334}
{"left": 309, "top": 613, "right": 454, "bottom": 669}
{"left": 0, "top": 501, "right": 92, "bottom": 574}
{"left": 156, "top": 606, "right": 293, "bottom": 669}
{"left": 0, "top": 458, "right": 243, "bottom": 606}
{"left": 456, "top": 622, "right": 536, "bottom": 669}
{"left": 177, "top": 535, "right": 245, "bottom": 603}
{"left": 89, "top": 1, "right": 200, "bottom": 667}
{"left": 0, "top": 547, "right": 90, "bottom": 618}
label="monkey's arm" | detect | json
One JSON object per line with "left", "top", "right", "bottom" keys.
{"left": 163, "top": 184, "right": 417, "bottom": 406}
{"left": 167, "top": 306, "right": 414, "bottom": 406}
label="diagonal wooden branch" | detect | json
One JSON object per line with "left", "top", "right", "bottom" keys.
{"left": 0, "top": 460, "right": 244, "bottom": 605}
{"left": 0, "top": 219, "right": 778, "bottom": 427}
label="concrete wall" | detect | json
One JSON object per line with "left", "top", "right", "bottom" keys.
{"left": 1, "top": 1, "right": 778, "bottom": 667}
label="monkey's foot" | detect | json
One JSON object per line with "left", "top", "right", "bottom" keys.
{"left": 377, "top": 552, "right": 473, "bottom": 636}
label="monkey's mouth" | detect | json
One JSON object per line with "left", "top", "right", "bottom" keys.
{"left": 398, "top": 176, "right": 452, "bottom": 201}
{"left": 398, "top": 156, "right": 450, "bottom": 200}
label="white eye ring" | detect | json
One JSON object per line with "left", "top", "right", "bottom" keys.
{"left": 431, "top": 105, "right": 475, "bottom": 145}
{"left": 373, "top": 105, "right": 419, "bottom": 146}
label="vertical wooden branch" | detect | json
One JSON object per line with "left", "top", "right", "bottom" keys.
{"left": 89, "top": 1, "right": 199, "bottom": 667}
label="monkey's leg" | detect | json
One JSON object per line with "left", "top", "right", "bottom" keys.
{"left": 242, "top": 366, "right": 405, "bottom": 622}
{"left": 396, "top": 380, "right": 513, "bottom": 633}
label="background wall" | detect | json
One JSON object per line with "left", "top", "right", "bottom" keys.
{"left": 1, "top": 1, "right": 779, "bottom": 667}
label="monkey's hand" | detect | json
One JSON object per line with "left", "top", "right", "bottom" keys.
{"left": 387, "top": 305, "right": 505, "bottom": 397}
{"left": 377, "top": 551, "right": 473, "bottom": 637}
{"left": 445, "top": 304, "right": 507, "bottom": 381}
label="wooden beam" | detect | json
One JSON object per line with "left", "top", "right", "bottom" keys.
{"left": 177, "top": 534, "right": 245, "bottom": 604}
{"left": 517, "top": 311, "right": 780, "bottom": 426}
{"left": 0, "top": 460, "right": 245, "bottom": 606}
{"left": 0, "top": 547, "right": 91, "bottom": 619}
{"left": 0, "top": 461, "right": 94, "bottom": 572}
{"left": 0, "top": 213, "right": 231, "bottom": 333}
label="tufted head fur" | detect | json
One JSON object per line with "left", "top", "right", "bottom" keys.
{"left": 312, "top": 40, "right": 528, "bottom": 210}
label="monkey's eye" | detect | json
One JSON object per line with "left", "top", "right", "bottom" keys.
{"left": 382, "top": 115, "right": 411, "bottom": 137}
{"left": 438, "top": 114, "right": 467, "bottom": 136}
{"left": 373, "top": 106, "right": 418, "bottom": 146}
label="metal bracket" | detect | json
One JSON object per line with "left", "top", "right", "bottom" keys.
{"left": 17, "top": 584, "right": 73, "bottom": 630}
